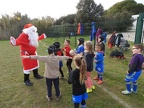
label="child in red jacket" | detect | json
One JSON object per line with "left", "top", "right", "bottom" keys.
{"left": 62, "top": 39, "right": 72, "bottom": 73}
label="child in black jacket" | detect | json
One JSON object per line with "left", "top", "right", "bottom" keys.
{"left": 68, "top": 55, "right": 88, "bottom": 108}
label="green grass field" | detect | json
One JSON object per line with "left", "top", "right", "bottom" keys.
{"left": 0, "top": 36, "right": 144, "bottom": 108}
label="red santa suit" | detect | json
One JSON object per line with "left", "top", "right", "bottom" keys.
{"left": 10, "top": 24, "right": 46, "bottom": 74}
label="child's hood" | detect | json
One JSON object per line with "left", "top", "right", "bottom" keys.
{"left": 87, "top": 52, "right": 95, "bottom": 58}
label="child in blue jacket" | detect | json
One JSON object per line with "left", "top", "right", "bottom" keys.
{"left": 93, "top": 43, "right": 104, "bottom": 85}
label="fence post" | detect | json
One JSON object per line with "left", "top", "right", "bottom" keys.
{"left": 134, "top": 13, "right": 144, "bottom": 44}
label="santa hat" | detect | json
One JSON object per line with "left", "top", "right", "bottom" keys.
{"left": 24, "top": 23, "right": 33, "bottom": 29}
{"left": 23, "top": 23, "right": 37, "bottom": 34}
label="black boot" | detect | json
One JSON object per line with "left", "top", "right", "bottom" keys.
{"left": 33, "top": 69, "right": 43, "bottom": 79}
{"left": 24, "top": 74, "right": 33, "bottom": 86}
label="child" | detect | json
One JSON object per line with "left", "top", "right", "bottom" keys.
{"left": 93, "top": 44, "right": 104, "bottom": 85}
{"left": 22, "top": 45, "right": 71, "bottom": 101}
{"left": 83, "top": 41, "right": 95, "bottom": 93}
{"left": 98, "top": 36, "right": 105, "bottom": 55}
{"left": 122, "top": 44, "right": 144, "bottom": 95}
{"left": 62, "top": 39, "right": 72, "bottom": 73}
{"left": 68, "top": 55, "right": 88, "bottom": 108}
{"left": 76, "top": 38, "right": 84, "bottom": 55}
{"left": 53, "top": 42, "right": 64, "bottom": 79}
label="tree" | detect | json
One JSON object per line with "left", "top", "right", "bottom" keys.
{"left": 0, "top": 12, "right": 55, "bottom": 40}
{"left": 75, "top": 0, "right": 104, "bottom": 23}
{"left": 32, "top": 16, "right": 55, "bottom": 35}
{"left": 100, "top": 0, "right": 144, "bottom": 32}
{"left": 54, "top": 14, "right": 76, "bottom": 25}
{"left": 105, "top": 0, "right": 144, "bottom": 15}
{"left": 0, "top": 12, "right": 30, "bottom": 40}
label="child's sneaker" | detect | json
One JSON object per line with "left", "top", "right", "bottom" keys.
{"left": 46, "top": 95, "right": 52, "bottom": 101}
{"left": 56, "top": 93, "right": 62, "bottom": 100}
{"left": 131, "top": 89, "right": 137, "bottom": 94}
{"left": 97, "top": 80, "right": 103, "bottom": 85}
{"left": 122, "top": 90, "right": 132, "bottom": 95}
{"left": 91, "top": 85, "right": 95, "bottom": 90}
{"left": 93, "top": 77, "right": 99, "bottom": 80}
{"left": 86, "top": 88, "right": 92, "bottom": 93}
{"left": 81, "top": 104, "right": 86, "bottom": 108}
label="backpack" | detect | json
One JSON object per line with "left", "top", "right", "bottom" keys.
{"left": 124, "top": 40, "right": 130, "bottom": 47}
{"left": 115, "top": 33, "right": 123, "bottom": 47}
{"left": 108, "top": 34, "right": 116, "bottom": 45}
{"left": 110, "top": 49, "right": 125, "bottom": 59}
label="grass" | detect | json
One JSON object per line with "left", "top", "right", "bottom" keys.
{"left": 0, "top": 36, "right": 144, "bottom": 108}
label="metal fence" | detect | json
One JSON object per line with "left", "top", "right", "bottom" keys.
{"left": 47, "top": 19, "right": 132, "bottom": 38}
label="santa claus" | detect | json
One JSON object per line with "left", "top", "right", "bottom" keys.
{"left": 10, "top": 23, "right": 46, "bottom": 86}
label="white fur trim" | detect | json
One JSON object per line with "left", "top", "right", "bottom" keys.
{"left": 23, "top": 66, "right": 39, "bottom": 74}
{"left": 24, "top": 71, "right": 30, "bottom": 74}
{"left": 23, "top": 26, "right": 37, "bottom": 34}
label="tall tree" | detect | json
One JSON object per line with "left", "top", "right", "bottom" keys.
{"left": 32, "top": 16, "right": 55, "bottom": 35}
{"left": 0, "top": 12, "right": 30, "bottom": 39}
{"left": 100, "top": 0, "right": 144, "bottom": 32}
{"left": 105, "top": 0, "right": 144, "bottom": 15}
{"left": 75, "top": 0, "right": 104, "bottom": 23}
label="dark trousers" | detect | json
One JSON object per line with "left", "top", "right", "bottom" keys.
{"left": 59, "top": 67, "right": 64, "bottom": 77}
{"left": 46, "top": 77, "right": 60, "bottom": 97}
{"left": 66, "top": 59, "right": 72, "bottom": 72}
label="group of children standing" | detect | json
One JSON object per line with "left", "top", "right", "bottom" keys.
{"left": 65, "top": 36, "right": 105, "bottom": 108}
{"left": 22, "top": 35, "right": 144, "bottom": 108}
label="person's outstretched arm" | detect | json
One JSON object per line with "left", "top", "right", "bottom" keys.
{"left": 22, "top": 55, "right": 48, "bottom": 62}
{"left": 22, "top": 55, "right": 37, "bottom": 59}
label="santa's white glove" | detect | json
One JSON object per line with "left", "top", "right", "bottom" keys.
{"left": 10, "top": 36, "right": 16, "bottom": 45}
{"left": 44, "top": 34, "right": 47, "bottom": 38}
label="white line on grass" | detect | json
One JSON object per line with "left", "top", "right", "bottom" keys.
{"left": 93, "top": 81, "right": 132, "bottom": 108}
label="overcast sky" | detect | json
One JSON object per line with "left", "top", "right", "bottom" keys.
{"left": 0, "top": 0, "right": 143, "bottom": 19}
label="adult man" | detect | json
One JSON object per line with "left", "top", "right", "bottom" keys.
{"left": 10, "top": 23, "right": 46, "bottom": 86}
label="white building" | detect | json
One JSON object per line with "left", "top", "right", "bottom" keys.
{"left": 131, "top": 14, "right": 139, "bottom": 30}
{"left": 131, "top": 14, "right": 144, "bottom": 31}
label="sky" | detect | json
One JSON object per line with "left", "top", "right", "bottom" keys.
{"left": 0, "top": 0, "right": 143, "bottom": 19}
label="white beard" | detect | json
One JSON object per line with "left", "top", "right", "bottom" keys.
{"left": 28, "top": 32, "right": 38, "bottom": 47}
{"left": 23, "top": 26, "right": 39, "bottom": 47}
